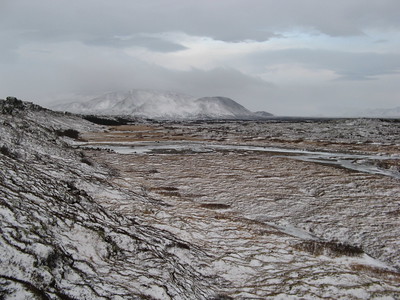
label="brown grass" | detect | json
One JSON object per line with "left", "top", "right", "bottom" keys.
{"left": 351, "top": 264, "right": 400, "bottom": 283}
{"left": 157, "top": 191, "right": 181, "bottom": 197}
{"left": 200, "top": 203, "right": 231, "bottom": 209}
{"left": 109, "top": 125, "right": 157, "bottom": 131}
{"left": 152, "top": 186, "right": 179, "bottom": 191}
{"left": 294, "top": 241, "right": 363, "bottom": 257}
{"left": 150, "top": 187, "right": 181, "bottom": 197}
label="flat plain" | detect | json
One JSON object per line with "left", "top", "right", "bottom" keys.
{"left": 82, "top": 118, "right": 400, "bottom": 299}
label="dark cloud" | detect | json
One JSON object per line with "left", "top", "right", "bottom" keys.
{"left": 2, "top": 0, "right": 400, "bottom": 42}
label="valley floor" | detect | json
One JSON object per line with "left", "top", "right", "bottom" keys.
{"left": 1, "top": 101, "right": 399, "bottom": 299}
{"left": 81, "top": 118, "right": 400, "bottom": 299}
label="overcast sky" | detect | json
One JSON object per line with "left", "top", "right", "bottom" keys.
{"left": 1, "top": 0, "right": 399, "bottom": 116}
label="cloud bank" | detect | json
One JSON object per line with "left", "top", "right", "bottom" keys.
{"left": 1, "top": 0, "right": 399, "bottom": 116}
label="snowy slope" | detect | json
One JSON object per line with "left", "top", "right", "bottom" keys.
{"left": 195, "top": 96, "right": 252, "bottom": 118}
{"left": 0, "top": 98, "right": 221, "bottom": 299}
{"left": 53, "top": 89, "right": 273, "bottom": 119}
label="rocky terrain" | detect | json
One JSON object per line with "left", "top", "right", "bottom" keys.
{"left": 0, "top": 98, "right": 225, "bottom": 299}
{"left": 1, "top": 97, "right": 400, "bottom": 299}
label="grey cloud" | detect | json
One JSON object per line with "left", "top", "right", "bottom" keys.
{"left": 85, "top": 35, "right": 187, "bottom": 52}
{"left": 252, "top": 49, "right": 400, "bottom": 80}
{"left": 264, "top": 76, "right": 400, "bottom": 116}
{"left": 0, "top": 32, "right": 19, "bottom": 63}
{"left": 1, "top": 0, "right": 400, "bottom": 116}
{"left": 2, "top": 0, "right": 400, "bottom": 45}
{"left": 209, "top": 30, "right": 278, "bottom": 43}
{"left": 168, "top": 67, "right": 274, "bottom": 99}
{"left": 1, "top": 48, "right": 397, "bottom": 116}
{"left": 64, "top": 62, "right": 275, "bottom": 110}
{"left": 0, "top": 45, "right": 274, "bottom": 111}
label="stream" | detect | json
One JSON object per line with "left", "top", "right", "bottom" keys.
{"left": 80, "top": 141, "right": 400, "bottom": 179}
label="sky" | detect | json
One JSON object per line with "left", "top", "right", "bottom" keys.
{"left": 0, "top": 0, "right": 399, "bottom": 116}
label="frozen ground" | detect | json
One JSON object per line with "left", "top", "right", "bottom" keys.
{"left": 0, "top": 100, "right": 221, "bottom": 299}
{"left": 1, "top": 98, "right": 400, "bottom": 299}
{"left": 82, "top": 118, "right": 400, "bottom": 298}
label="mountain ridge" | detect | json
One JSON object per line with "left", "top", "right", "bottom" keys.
{"left": 53, "top": 89, "right": 273, "bottom": 119}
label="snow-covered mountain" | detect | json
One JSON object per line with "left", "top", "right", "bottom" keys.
{"left": 195, "top": 96, "right": 253, "bottom": 118}
{"left": 53, "top": 89, "right": 273, "bottom": 119}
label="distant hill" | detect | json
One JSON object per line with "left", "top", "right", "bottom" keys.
{"left": 362, "top": 107, "right": 400, "bottom": 118}
{"left": 52, "top": 89, "right": 273, "bottom": 119}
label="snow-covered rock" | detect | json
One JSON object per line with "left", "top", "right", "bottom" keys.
{"left": 0, "top": 98, "right": 222, "bottom": 299}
